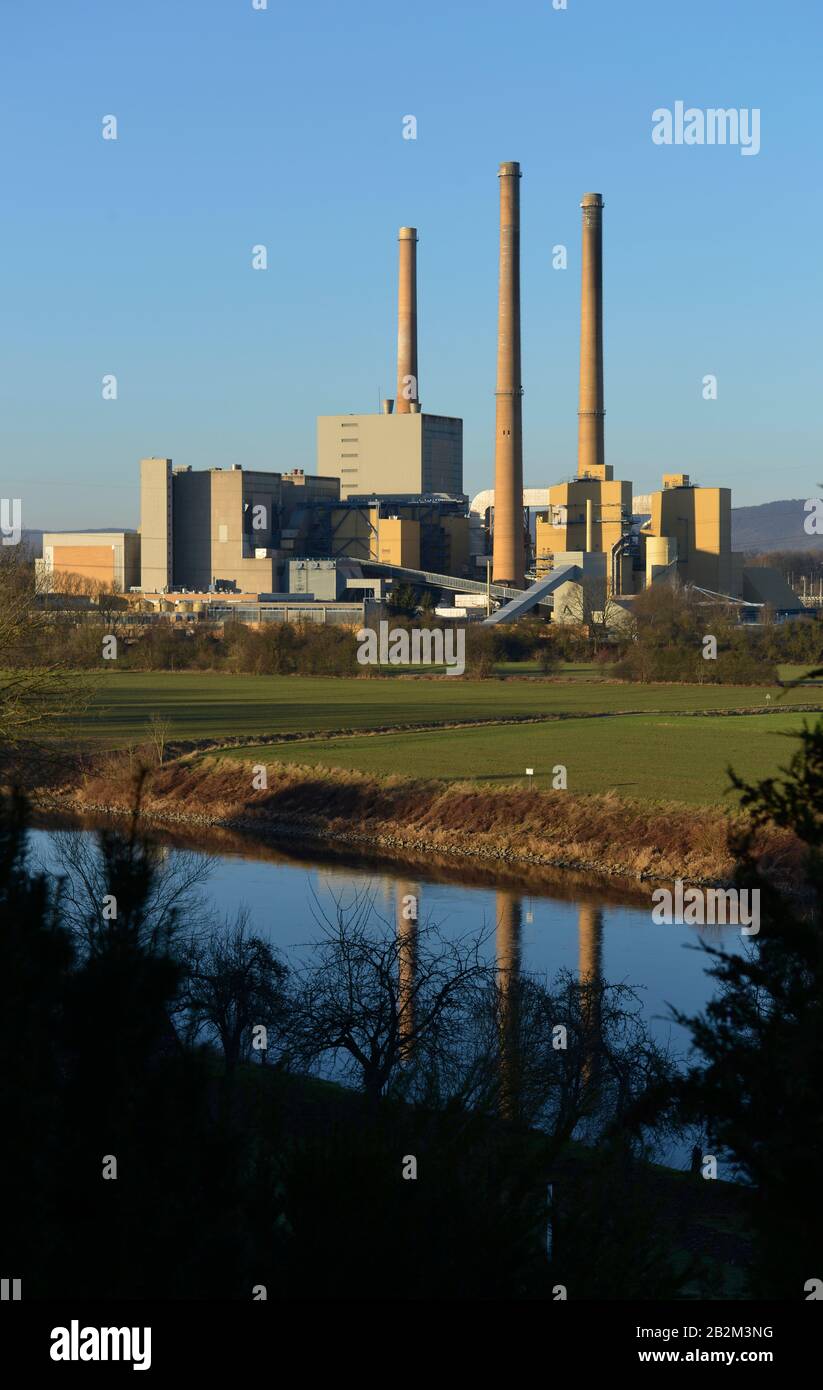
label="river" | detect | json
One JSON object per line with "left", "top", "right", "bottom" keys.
{"left": 30, "top": 817, "right": 745, "bottom": 1173}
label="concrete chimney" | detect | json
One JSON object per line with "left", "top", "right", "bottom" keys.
{"left": 492, "top": 161, "right": 525, "bottom": 587}
{"left": 396, "top": 227, "right": 419, "bottom": 413}
{"left": 577, "top": 193, "right": 605, "bottom": 477}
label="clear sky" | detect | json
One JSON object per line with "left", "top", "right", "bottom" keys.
{"left": 1, "top": 0, "right": 820, "bottom": 529}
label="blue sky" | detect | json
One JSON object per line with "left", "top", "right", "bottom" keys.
{"left": 1, "top": 0, "right": 820, "bottom": 528}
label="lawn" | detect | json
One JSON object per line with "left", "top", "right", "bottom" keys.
{"left": 219, "top": 711, "right": 814, "bottom": 806}
{"left": 63, "top": 670, "right": 821, "bottom": 748}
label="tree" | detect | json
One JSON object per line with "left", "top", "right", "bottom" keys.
{"left": 291, "top": 890, "right": 489, "bottom": 1107}
{"left": 147, "top": 712, "right": 172, "bottom": 766}
{"left": 386, "top": 583, "right": 419, "bottom": 617}
{"left": 0, "top": 787, "right": 288, "bottom": 1299}
{"left": 673, "top": 719, "right": 823, "bottom": 1297}
{"left": 0, "top": 547, "right": 91, "bottom": 753}
{"left": 615, "top": 579, "right": 777, "bottom": 684}
{"left": 182, "top": 913, "right": 290, "bottom": 1072}
{"left": 49, "top": 777, "right": 212, "bottom": 954}
{"left": 553, "top": 578, "right": 625, "bottom": 656}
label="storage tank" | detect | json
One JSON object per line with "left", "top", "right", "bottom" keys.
{"left": 646, "top": 535, "right": 678, "bottom": 586}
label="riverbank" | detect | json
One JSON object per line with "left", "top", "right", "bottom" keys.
{"left": 28, "top": 752, "right": 803, "bottom": 891}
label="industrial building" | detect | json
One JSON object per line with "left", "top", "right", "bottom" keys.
{"left": 317, "top": 226, "right": 464, "bottom": 500}
{"left": 326, "top": 495, "right": 469, "bottom": 574}
{"left": 317, "top": 408, "right": 462, "bottom": 500}
{"left": 484, "top": 181, "right": 798, "bottom": 623}
{"left": 37, "top": 530, "right": 140, "bottom": 592}
{"left": 36, "top": 166, "right": 802, "bottom": 630}
{"left": 139, "top": 458, "right": 340, "bottom": 594}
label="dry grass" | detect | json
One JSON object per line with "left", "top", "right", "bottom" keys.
{"left": 48, "top": 752, "right": 804, "bottom": 891}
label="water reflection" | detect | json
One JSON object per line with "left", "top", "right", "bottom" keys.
{"left": 395, "top": 880, "right": 419, "bottom": 1058}
{"left": 31, "top": 816, "right": 743, "bottom": 1170}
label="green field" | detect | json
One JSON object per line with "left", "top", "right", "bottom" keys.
{"left": 219, "top": 712, "right": 813, "bottom": 806}
{"left": 66, "top": 670, "right": 821, "bottom": 747}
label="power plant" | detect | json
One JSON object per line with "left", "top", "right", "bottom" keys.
{"left": 38, "top": 162, "right": 801, "bottom": 624}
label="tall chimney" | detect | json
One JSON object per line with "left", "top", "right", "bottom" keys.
{"left": 577, "top": 193, "right": 605, "bottom": 477}
{"left": 492, "top": 161, "right": 524, "bottom": 587}
{"left": 396, "top": 227, "right": 419, "bottom": 413}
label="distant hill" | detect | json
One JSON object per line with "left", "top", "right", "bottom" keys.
{"left": 21, "top": 529, "right": 44, "bottom": 555}
{"left": 732, "top": 499, "right": 823, "bottom": 554}
{"left": 21, "top": 528, "right": 129, "bottom": 558}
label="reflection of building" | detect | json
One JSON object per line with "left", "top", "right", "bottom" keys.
{"left": 578, "top": 903, "right": 603, "bottom": 989}
{"left": 395, "top": 881, "right": 419, "bottom": 1057}
{"left": 496, "top": 890, "right": 522, "bottom": 1119}
{"left": 578, "top": 903, "right": 604, "bottom": 1093}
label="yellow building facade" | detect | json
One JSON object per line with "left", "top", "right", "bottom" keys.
{"left": 535, "top": 466, "right": 631, "bottom": 579}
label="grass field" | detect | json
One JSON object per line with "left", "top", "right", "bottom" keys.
{"left": 65, "top": 670, "right": 822, "bottom": 747}
{"left": 218, "top": 711, "right": 813, "bottom": 806}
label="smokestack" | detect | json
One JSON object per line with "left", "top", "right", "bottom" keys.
{"left": 577, "top": 193, "right": 605, "bottom": 477}
{"left": 396, "top": 227, "right": 419, "bottom": 413}
{"left": 492, "top": 162, "right": 524, "bottom": 587}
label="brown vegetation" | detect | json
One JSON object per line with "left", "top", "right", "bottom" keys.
{"left": 44, "top": 753, "right": 804, "bottom": 892}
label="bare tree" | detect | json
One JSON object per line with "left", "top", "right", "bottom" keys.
{"left": 147, "top": 713, "right": 172, "bottom": 766}
{"left": 553, "top": 578, "right": 626, "bottom": 655}
{"left": 290, "top": 889, "right": 490, "bottom": 1107}
{"left": 46, "top": 793, "right": 213, "bottom": 954}
{"left": 180, "top": 913, "right": 290, "bottom": 1071}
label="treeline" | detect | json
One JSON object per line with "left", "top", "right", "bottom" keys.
{"left": 20, "top": 602, "right": 823, "bottom": 683}
{"left": 613, "top": 584, "right": 822, "bottom": 684}
{"left": 25, "top": 617, "right": 363, "bottom": 676}
{"left": 21, "top": 611, "right": 561, "bottom": 678}
{"left": 746, "top": 549, "right": 823, "bottom": 589}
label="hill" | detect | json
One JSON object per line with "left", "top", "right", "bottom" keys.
{"left": 732, "top": 499, "right": 823, "bottom": 553}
